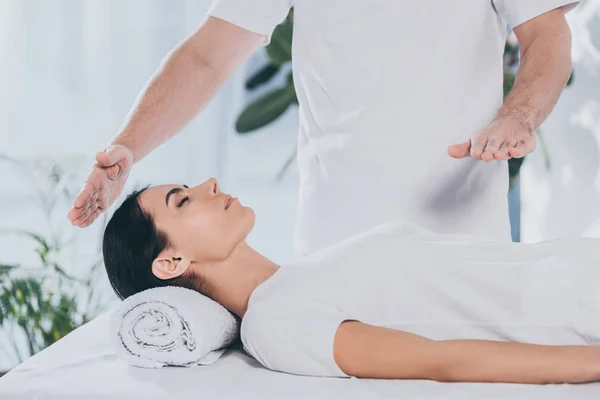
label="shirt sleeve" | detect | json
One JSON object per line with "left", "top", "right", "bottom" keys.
{"left": 207, "top": 0, "right": 294, "bottom": 45}
{"left": 493, "top": 1, "right": 579, "bottom": 28}
{"left": 241, "top": 299, "right": 351, "bottom": 378}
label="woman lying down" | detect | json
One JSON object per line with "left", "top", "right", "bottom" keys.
{"left": 102, "top": 178, "right": 600, "bottom": 385}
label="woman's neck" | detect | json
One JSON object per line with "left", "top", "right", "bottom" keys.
{"left": 202, "top": 242, "right": 279, "bottom": 318}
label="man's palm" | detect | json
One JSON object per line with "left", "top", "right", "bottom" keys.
{"left": 67, "top": 145, "right": 133, "bottom": 227}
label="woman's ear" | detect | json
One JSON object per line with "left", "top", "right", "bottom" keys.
{"left": 152, "top": 248, "right": 191, "bottom": 280}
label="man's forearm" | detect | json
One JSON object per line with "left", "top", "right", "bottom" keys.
{"left": 108, "top": 17, "right": 263, "bottom": 163}
{"left": 497, "top": 19, "right": 572, "bottom": 131}
{"left": 110, "top": 44, "right": 226, "bottom": 162}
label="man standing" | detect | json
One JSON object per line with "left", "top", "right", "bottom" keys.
{"left": 68, "top": 1, "right": 576, "bottom": 256}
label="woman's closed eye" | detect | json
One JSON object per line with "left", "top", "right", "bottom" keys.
{"left": 177, "top": 196, "right": 189, "bottom": 208}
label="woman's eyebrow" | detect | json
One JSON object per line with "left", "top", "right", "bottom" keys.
{"left": 165, "top": 185, "right": 189, "bottom": 206}
{"left": 165, "top": 188, "right": 182, "bottom": 206}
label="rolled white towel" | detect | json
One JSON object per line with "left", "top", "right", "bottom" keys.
{"left": 110, "top": 286, "right": 239, "bottom": 368}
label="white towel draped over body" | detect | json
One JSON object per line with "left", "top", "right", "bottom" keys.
{"left": 111, "top": 286, "right": 239, "bottom": 368}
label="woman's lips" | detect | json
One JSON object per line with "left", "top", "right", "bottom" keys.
{"left": 225, "top": 196, "right": 237, "bottom": 210}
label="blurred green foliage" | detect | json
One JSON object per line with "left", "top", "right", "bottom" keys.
{"left": 0, "top": 156, "right": 107, "bottom": 367}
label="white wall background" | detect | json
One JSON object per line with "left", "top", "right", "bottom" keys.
{"left": 0, "top": 0, "right": 598, "bottom": 370}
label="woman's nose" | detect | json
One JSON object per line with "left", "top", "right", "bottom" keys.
{"left": 206, "top": 177, "right": 220, "bottom": 196}
{"left": 190, "top": 178, "right": 220, "bottom": 197}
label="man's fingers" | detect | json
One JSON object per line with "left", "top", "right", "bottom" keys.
{"left": 447, "top": 140, "right": 471, "bottom": 159}
{"left": 79, "top": 208, "right": 103, "bottom": 228}
{"left": 68, "top": 188, "right": 97, "bottom": 223}
{"left": 72, "top": 203, "right": 97, "bottom": 226}
{"left": 69, "top": 188, "right": 98, "bottom": 215}
{"left": 70, "top": 145, "right": 132, "bottom": 227}
{"left": 508, "top": 143, "right": 526, "bottom": 158}
{"left": 72, "top": 204, "right": 99, "bottom": 227}
{"left": 493, "top": 141, "right": 512, "bottom": 161}
{"left": 97, "top": 189, "right": 113, "bottom": 209}
{"left": 522, "top": 136, "right": 537, "bottom": 154}
{"left": 508, "top": 137, "right": 536, "bottom": 159}
{"left": 67, "top": 205, "right": 84, "bottom": 222}
{"left": 71, "top": 166, "right": 103, "bottom": 209}
{"left": 481, "top": 137, "right": 503, "bottom": 162}
{"left": 71, "top": 183, "right": 97, "bottom": 210}
{"left": 69, "top": 146, "right": 131, "bottom": 227}
{"left": 470, "top": 136, "right": 488, "bottom": 160}
{"left": 105, "top": 163, "right": 124, "bottom": 181}
{"left": 80, "top": 207, "right": 103, "bottom": 228}
{"left": 69, "top": 191, "right": 99, "bottom": 221}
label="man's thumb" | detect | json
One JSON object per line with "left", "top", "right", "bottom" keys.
{"left": 95, "top": 145, "right": 130, "bottom": 167}
{"left": 96, "top": 148, "right": 117, "bottom": 167}
{"left": 447, "top": 139, "right": 471, "bottom": 159}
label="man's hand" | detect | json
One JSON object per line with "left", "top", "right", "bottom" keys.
{"left": 448, "top": 7, "right": 571, "bottom": 164}
{"left": 67, "top": 145, "right": 134, "bottom": 227}
{"left": 66, "top": 17, "right": 263, "bottom": 229}
{"left": 447, "top": 116, "right": 536, "bottom": 162}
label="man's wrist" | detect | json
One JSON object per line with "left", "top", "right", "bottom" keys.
{"left": 109, "top": 141, "right": 137, "bottom": 163}
{"left": 494, "top": 109, "right": 535, "bottom": 133}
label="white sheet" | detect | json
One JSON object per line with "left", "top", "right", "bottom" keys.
{"left": 1, "top": 311, "right": 599, "bottom": 400}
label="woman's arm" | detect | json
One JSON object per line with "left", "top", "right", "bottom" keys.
{"left": 333, "top": 321, "right": 600, "bottom": 384}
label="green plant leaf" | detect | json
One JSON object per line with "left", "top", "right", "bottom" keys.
{"left": 535, "top": 129, "right": 552, "bottom": 170}
{"left": 286, "top": 72, "right": 297, "bottom": 104}
{"left": 245, "top": 63, "right": 280, "bottom": 90}
{"left": 504, "top": 40, "right": 518, "bottom": 55}
{"left": 51, "top": 262, "right": 81, "bottom": 283}
{"left": 0, "top": 229, "right": 53, "bottom": 256}
{"left": 265, "top": 18, "right": 293, "bottom": 65}
{"left": 276, "top": 146, "right": 298, "bottom": 182}
{"left": 21, "top": 232, "right": 51, "bottom": 252}
{"left": 235, "top": 83, "right": 297, "bottom": 133}
{"left": 0, "top": 291, "right": 9, "bottom": 325}
{"left": 11, "top": 230, "right": 54, "bottom": 265}
{"left": 503, "top": 72, "right": 516, "bottom": 100}
{"left": 0, "top": 264, "right": 17, "bottom": 279}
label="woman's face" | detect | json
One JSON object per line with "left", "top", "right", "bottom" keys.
{"left": 138, "top": 178, "right": 255, "bottom": 263}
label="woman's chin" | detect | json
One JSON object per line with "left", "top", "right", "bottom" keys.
{"left": 246, "top": 208, "right": 256, "bottom": 227}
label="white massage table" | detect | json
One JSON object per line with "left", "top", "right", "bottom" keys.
{"left": 1, "top": 311, "right": 599, "bottom": 400}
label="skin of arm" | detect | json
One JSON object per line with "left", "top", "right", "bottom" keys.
{"left": 66, "top": 17, "right": 264, "bottom": 227}
{"left": 333, "top": 321, "right": 600, "bottom": 384}
{"left": 111, "top": 17, "right": 264, "bottom": 163}
{"left": 447, "top": 7, "right": 573, "bottom": 162}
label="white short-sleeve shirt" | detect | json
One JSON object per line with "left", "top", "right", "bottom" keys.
{"left": 208, "top": 0, "right": 578, "bottom": 255}
{"left": 241, "top": 221, "right": 600, "bottom": 378}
